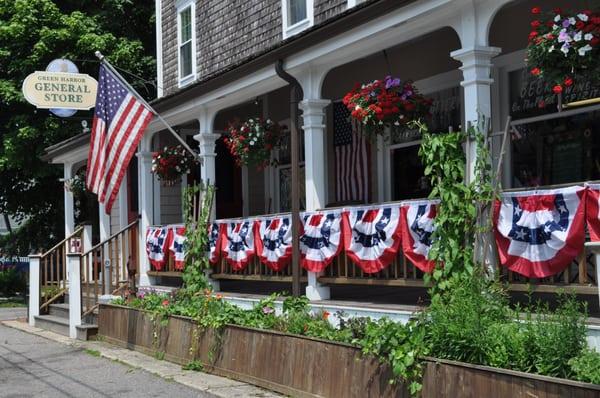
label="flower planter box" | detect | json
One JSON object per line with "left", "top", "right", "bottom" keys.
{"left": 98, "top": 304, "right": 600, "bottom": 398}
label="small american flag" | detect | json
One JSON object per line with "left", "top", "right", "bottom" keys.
{"left": 333, "top": 102, "right": 370, "bottom": 203}
{"left": 86, "top": 64, "right": 154, "bottom": 213}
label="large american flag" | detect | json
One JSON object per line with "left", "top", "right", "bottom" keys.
{"left": 333, "top": 102, "right": 370, "bottom": 203}
{"left": 86, "top": 64, "right": 154, "bottom": 213}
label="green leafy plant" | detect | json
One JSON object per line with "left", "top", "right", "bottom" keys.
{"left": 0, "top": 265, "right": 26, "bottom": 297}
{"left": 569, "top": 349, "right": 600, "bottom": 384}
{"left": 182, "top": 183, "right": 215, "bottom": 294}
{"left": 182, "top": 360, "right": 204, "bottom": 372}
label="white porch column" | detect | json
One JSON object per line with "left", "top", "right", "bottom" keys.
{"left": 298, "top": 98, "right": 331, "bottom": 301}
{"left": 193, "top": 132, "right": 220, "bottom": 219}
{"left": 66, "top": 253, "right": 82, "bottom": 339}
{"left": 451, "top": 45, "right": 500, "bottom": 182}
{"left": 298, "top": 99, "right": 330, "bottom": 210}
{"left": 63, "top": 163, "right": 75, "bottom": 237}
{"left": 118, "top": 174, "right": 129, "bottom": 229}
{"left": 98, "top": 203, "right": 111, "bottom": 241}
{"left": 28, "top": 254, "right": 41, "bottom": 326}
{"left": 137, "top": 150, "right": 154, "bottom": 287}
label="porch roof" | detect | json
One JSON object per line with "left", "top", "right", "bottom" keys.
{"left": 152, "top": 0, "right": 416, "bottom": 113}
{"left": 41, "top": 132, "right": 90, "bottom": 163}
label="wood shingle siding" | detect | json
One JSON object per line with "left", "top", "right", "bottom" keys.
{"left": 160, "top": 0, "right": 364, "bottom": 96}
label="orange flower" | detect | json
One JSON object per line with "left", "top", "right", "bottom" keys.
{"left": 215, "top": 293, "right": 223, "bottom": 300}
{"left": 162, "top": 299, "right": 170, "bottom": 307}
{"left": 322, "top": 311, "right": 330, "bottom": 320}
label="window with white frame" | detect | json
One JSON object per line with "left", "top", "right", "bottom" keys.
{"left": 177, "top": 0, "right": 196, "bottom": 87}
{"left": 282, "top": 0, "right": 313, "bottom": 39}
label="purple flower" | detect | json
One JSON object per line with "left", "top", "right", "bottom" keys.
{"left": 562, "top": 19, "right": 571, "bottom": 28}
{"left": 384, "top": 75, "right": 401, "bottom": 89}
{"left": 262, "top": 306, "right": 274, "bottom": 315}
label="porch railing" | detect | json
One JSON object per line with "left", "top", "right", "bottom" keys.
{"left": 39, "top": 225, "right": 84, "bottom": 312}
{"left": 80, "top": 220, "right": 138, "bottom": 317}
{"left": 212, "top": 256, "right": 308, "bottom": 282}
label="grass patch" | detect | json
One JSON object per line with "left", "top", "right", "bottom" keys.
{"left": 155, "top": 351, "right": 165, "bottom": 360}
{"left": 0, "top": 299, "right": 26, "bottom": 308}
{"left": 85, "top": 348, "right": 101, "bottom": 357}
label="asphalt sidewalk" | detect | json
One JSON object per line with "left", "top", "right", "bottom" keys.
{"left": 0, "top": 309, "right": 282, "bottom": 398}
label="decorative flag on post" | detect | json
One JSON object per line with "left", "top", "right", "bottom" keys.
{"left": 333, "top": 102, "right": 370, "bottom": 203}
{"left": 299, "top": 210, "right": 344, "bottom": 272}
{"left": 208, "top": 222, "right": 223, "bottom": 265}
{"left": 493, "top": 186, "right": 585, "bottom": 278}
{"left": 168, "top": 226, "right": 186, "bottom": 270}
{"left": 86, "top": 64, "right": 154, "bottom": 213}
{"left": 221, "top": 221, "right": 256, "bottom": 270}
{"left": 342, "top": 205, "right": 402, "bottom": 273}
{"left": 400, "top": 200, "right": 438, "bottom": 273}
{"left": 585, "top": 184, "right": 600, "bottom": 241}
{"left": 255, "top": 216, "right": 293, "bottom": 271}
{"left": 145, "top": 227, "right": 171, "bottom": 271}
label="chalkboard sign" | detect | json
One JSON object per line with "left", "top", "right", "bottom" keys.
{"left": 550, "top": 140, "right": 582, "bottom": 184}
{"left": 509, "top": 68, "right": 600, "bottom": 120}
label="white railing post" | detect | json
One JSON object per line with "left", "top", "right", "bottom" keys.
{"left": 66, "top": 253, "right": 82, "bottom": 339}
{"left": 584, "top": 242, "right": 600, "bottom": 308}
{"left": 28, "top": 254, "right": 41, "bottom": 326}
{"left": 82, "top": 224, "right": 93, "bottom": 283}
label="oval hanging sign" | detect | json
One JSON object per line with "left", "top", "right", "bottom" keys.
{"left": 22, "top": 71, "right": 98, "bottom": 110}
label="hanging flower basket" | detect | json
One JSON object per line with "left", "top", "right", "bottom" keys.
{"left": 342, "top": 76, "right": 432, "bottom": 137}
{"left": 224, "top": 118, "right": 283, "bottom": 169}
{"left": 526, "top": 7, "right": 600, "bottom": 95}
{"left": 151, "top": 145, "right": 198, "bottom": 186}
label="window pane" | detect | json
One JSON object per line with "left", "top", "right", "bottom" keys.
{"left": 180, "top": 42, "right": 192, "bottom": 77}
{"left": 180, "top": 7, "right": 192, "bottom": 43}
{"left": 288, "top": 0, "right": 307, "bottom": 25}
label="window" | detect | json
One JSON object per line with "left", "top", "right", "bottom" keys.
{"left": 282, "top": 0, "right": 313, "bottom": 39}
{"left": 177, "top": 0, "right": 196, "bottom": 87}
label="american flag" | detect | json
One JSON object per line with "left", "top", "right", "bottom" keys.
{"left": 86, "top": 64, "right": 154, "bottom": 213}
{"left": 333, "top": 102, "right": 370, "bottom": 203}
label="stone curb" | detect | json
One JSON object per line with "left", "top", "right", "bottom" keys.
{"left": 1, "top": 320, "right": 283, "bottom": 398}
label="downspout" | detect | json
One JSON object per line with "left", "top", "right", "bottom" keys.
{"left": 275, "top": 60, "right": 303, "bottom": 297}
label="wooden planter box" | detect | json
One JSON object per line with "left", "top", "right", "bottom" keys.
{"left": 98, "top": 304, "right": 600, "bottom": 398}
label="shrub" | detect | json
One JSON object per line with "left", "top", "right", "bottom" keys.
{"left": 569, "top": 349, "right": 600, "bottom": 384}
{"left": 0, "top": 265, "right": 26, "bottom": 297}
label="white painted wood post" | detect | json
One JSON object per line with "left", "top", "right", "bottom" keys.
{"left": 194, "top": 131, "right": 220, "bottom": 220}
{"left": 137, "top": 151, "right": 154, "bottom": 287}
{"left": 28, "top": 254, "right": 41, "bottom": 326}
{"left": 98, "top": 203, "right": 111, "bottom": 294}
{"left": 63, "top": 162, "right": 75, "bottom": 237}
{"left": 66, "top": 253, "right": 82, "bottom": 339}
{"left": 299, "top": 98, "right": 331, "bottom": 301}
{"left": 585, "top": 242, "right": 600, "bottom": 308}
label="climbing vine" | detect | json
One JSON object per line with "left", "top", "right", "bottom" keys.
{"left": 415, "top": 119, "right": 495, "bottom": 289}
{"left": 182, "top": 183, "right": 216, "bottom": 294}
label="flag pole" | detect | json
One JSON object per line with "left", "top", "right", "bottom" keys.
{"left": 94, "top": 51, "right": 201, "bottom": 162}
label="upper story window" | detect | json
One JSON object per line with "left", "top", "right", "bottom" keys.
{"left": 177, "top": 0, "right": 196, "bottom": 87}
{"left": 282, "top": 0, "right": 313, "bottom": 39}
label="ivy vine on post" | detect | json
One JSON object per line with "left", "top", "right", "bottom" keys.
{"left": 414, "top": 118, "right": 495, "bottom": 290}
{"left": 182, "top": 183, "right": 216, "bottom": 294}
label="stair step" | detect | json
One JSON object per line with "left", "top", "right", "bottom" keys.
{"left": 48, "top": 303, "right": 69, "bottom": 319}
{"left": 34, "top": 315, "right": 70, "bottom": 336}
{"left": 76, "top": 324, "right": 98, "bottom": 341}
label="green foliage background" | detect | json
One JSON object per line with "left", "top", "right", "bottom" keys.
{"left": 0, "top": 0, "right": 155, "bottom": 254}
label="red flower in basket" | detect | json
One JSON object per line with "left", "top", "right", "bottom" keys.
{"left": 224, "top": 118, "right": 283, "bottom": 169}
{"left": 151, "top": 145, "right": 198, "bottom": 186}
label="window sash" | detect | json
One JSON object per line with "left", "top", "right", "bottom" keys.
{"left": 288, "top": 0, "right": 307, "bottom": 26}
{"left": 179, "top": 41, "right": 192, "bottom": 78}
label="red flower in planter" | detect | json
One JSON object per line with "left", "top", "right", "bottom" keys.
{"left": 162, "top": 299, "right": 170, "bottom": 307}
{"left": 553, "top": 84, "right": 563, "bottom": 94}
{"left": 322, "top": 311, "right": 330, "bottom": 320}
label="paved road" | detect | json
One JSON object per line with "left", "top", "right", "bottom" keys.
{"left": 0, "top": 321, "right": 215, "bottom": 398}
{"left": 0, "top": 307, "right": 26, "bottom": 321}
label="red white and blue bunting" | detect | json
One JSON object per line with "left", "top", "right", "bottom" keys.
{"left": 168, "top": 226, "right": 186, "bottom": 270}
{"left": 145, "top": 226, "right": 172, "bottom": 271}
{"left": 493, "top": 186, "right": 585, "bottom": 278}
{"left": 299, "top": 210, "right": 344, "bottom": 272}
{"left": 255, "top": 216, "right": 293, "bottom": 271}
{"left": 585, "top": 183, "right": 600, "bottom": 242}
{"left": 342, "top": 205, "right": 402, "bottom": 273}
{"left": 208, "top": 222, "right": 223, "bottom": 265}
{"left": 221, "top": 220, "right": 256, "bottom": 270}
{"left": 400, "top": 200, "right": 438, "bottom": 273}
